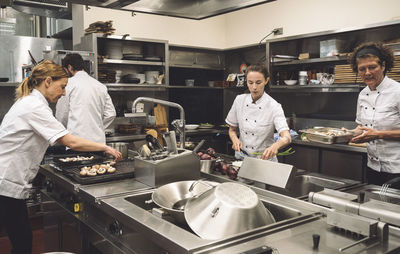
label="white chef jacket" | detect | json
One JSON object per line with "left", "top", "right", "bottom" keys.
{"left": 356, "top": 76, "right": 400, "bottom": 173}
{"left": 0, "top": 89, "right": 68, "bottom": 199}
{"left": 56, "top": 71, "right": 116, "bottom": 144}
{"left": 226, "top": 93, "right": 289, "bottom": 159}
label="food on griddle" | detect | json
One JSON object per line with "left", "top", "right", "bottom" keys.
{"left": 107, "top": 166, "right": 116, "bottom": 173}
{"left": 200, "top": 153, "right": 212, "bottom": 160}
{"left": 87, "top": 168, "right": 97, "bottom": 176}
{"left": 97, "top": 167, "right": 106, "bottom": 175}
{"left": 79, "top": 163, "right": 116, "bottom": 176}
{"left": 108, "top": 161, "right": 116, "bottom": 166}
{"left": 59, "top": 155, "right": 94, "bottom": 162}
{"left": 206, "top": 147, "right": 216, "bottom": 156}
{"left": 220, "top": 162, "right": 229, "bottom": 175}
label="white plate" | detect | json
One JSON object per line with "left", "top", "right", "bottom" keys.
{"left": 185, "top": 124, "right": 199, "bottom": 130}
{"left": 198, "top": 124, "right": 215, "bottom": 129}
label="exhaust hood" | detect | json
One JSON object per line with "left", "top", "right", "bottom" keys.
{"left": 66, "top": 0, "right": 276, "bottom": 20}
{"left": 5, "top": 0, "right": 71, "bottom": 19}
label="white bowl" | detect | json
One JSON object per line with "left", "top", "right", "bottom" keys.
{"left": 185, "top": 124, "right": 199, "bottom": 130}
{"left": 284, "top": 80, "right": 297, "bottom": 86}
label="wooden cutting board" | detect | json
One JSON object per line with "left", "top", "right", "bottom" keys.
{"left": 348, "top": 142, "right": 366, "bottom": 147}
{"left": 154, "top": 104, "right": 168, "bottom": 127}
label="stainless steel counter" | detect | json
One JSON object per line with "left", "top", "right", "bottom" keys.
{"left": 38, "top": 162, "right": 400, "bottom": 254}
{"left": 106, "top": 133, "right": 147, "bottom": 142}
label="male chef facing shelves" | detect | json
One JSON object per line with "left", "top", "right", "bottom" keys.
{"left": 0, "top": 60, "right": 122, "bottom": 254}
{"left": 226, "top": 64, "right": 291, "bottom": 161}
{"left": 348, "top": 42, "right": 400, "bottom": 185}
{"left": 56, "top": 53, "right": 116, "bottom": 146}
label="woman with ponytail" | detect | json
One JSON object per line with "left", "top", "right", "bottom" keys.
{"left": 0, "top": 60, "right": 122, "bottom": 253}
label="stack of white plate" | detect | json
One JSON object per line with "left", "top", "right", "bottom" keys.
{"left": 105, "top": 40, "right": 123, "bottom": 59}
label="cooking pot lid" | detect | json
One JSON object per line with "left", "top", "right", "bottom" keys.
{"left": 184, "top": 182, "right": 275, "bottom": 240}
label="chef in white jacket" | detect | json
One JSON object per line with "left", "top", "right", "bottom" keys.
{"left": 56, "top": 53, "right": 116, "bottom": 145}
{"left": 0, "top": 60, "right": 121, "bottom": 253}
{"left": 226, "top": 64, "right": 291, "bottom": 161}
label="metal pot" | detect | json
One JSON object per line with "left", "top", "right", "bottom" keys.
{"left": 184, "top": 182, "right": 276, "bottom": 240}
{"left": 149, "top": 180, "right": 218, "bottom": 225}
{"left": 107, "top": 142, "right": 129, "bottom": 160}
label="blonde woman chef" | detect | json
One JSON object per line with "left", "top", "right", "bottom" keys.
{"left": 226, "top": 64, "right": 291, "bottom": 161}
{"left": 0, "top": 60, "right": 122, "bottom": 253}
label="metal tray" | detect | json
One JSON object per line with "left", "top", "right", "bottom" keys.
{"left": 299, "top": 127, "right": 354, "bottom": 144}
{"left": 51, "top": 160, "right": 135, "bottom": 184}
{"left": 52, "top": 153, "right": 105, "bottom": 166}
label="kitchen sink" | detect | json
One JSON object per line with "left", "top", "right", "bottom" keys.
{"left": 265, "top": 173, "right": 357, "bottom": 198}
{"left": 124, "top": 189, "right": 304, "bottom": 232}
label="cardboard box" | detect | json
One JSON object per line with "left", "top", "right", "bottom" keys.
{"left": 320, "top": 39, "right": 345, "bottom": 57}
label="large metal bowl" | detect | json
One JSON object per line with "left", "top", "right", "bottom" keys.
{"left": 184, "top": 182, "right": 276, "bottom": 240}
{"left": 151, "top": 180, "right": 218, "bottom": 224}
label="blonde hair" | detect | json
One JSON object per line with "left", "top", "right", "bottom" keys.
{"left": 15, "top": 60, "right": 68, "bottom": 100}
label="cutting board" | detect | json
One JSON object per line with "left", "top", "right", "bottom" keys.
{"left": 154, "top": 104, "right": 168, "bottom": 127}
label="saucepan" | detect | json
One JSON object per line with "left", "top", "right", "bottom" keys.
{"left": 184, "top": 182, "right": 276, "bottom": 240}
{"left": 146, "top": 180, "right": 219, "bottom": 225}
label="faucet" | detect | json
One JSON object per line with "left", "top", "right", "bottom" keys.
{"left": 132, "top": 97, "right": 185, "bottom": 148}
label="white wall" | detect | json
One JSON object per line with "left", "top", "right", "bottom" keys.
{"left": 81, "top": 6, "right": 227, "bottom": 48}
{"left": 78, "top": 0, "right": 400, "bottom": 49}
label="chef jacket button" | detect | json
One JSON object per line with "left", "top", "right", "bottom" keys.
{"left": 252, "top": 147, "right": 254, "bottom": 149}
{"left": 245, "top": 132, "right": 248, "bottom": 135}
{"left": 373, "top": 108, "right": 375, "bottom": 110}
{"left": 246, "top": 104, "right": 249, "bottom": 107}
{"left": 365, "top": 107, "right": 367, "bottom": 109}
{"left": 378, "top": 92, "right": 380, "bottom": 94}
{"left": 364, "top": 124, "right": 368, "bottom": 126}
{"left": 254, "top": 120, "right": 257, "bottom": 123}
{"left": 370, "top": 124, "right": 373, "bottom": 126}
{"left": 366, "top": 93, "right": 369, "bottom": 96}
{"left": 259, "top": 107, "right": 262, "bottom": 109}
{"left": 252, "top": 133, "right": 254, "bottom": 136}
{"left": 246, "top": 146, "right": 248, "bottom": 148}
{"left": 246, "top": 118, "right": 248, "bottom": 121}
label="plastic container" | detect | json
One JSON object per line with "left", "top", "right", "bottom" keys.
{"left": 299, "top": 71, "right": 308, "bottom": 86}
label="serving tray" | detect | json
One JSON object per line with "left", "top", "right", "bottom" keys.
{"left": 299, "top": 127, "right": 355, "bottom": 144}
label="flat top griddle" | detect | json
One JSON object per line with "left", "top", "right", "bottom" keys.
{"left": 50, "top": 160, "right": 135, "bottom": 185}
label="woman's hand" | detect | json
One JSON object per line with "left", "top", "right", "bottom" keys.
{"left": 262, "top": 143, "right": 279, "bottom": 160}
{"left": 351, "top": 126, "right": 379, "bottom": 143}
{"left": 105, "top": 146, "right": 123, "bottom": 161}
{"left": 232, "top": 139, "right": 242, "bottom": 152}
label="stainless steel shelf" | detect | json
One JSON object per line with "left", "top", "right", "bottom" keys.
{"left": 169, "top": 64, "right": 225, "bottom": 70}
{"left": 100, "top": 58, "right": 165, "bottom": 66}
{"left": 167, "top": 85, "right": 224, "bottom": 89}
{"left": 270, "top": 84, "right": 365, "bottom": 93}
{"left": 271, "top": 56, "right": 348, "bottom": 66}
{"left": 106, "top": 84, "right": 167, "bottom": 91}
{"left": 0, "top": 82, "right": 18, "bottom": 87}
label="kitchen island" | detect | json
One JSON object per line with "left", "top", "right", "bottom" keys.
{"left": 37, "top": 158, "right": 400, "bottom": 254}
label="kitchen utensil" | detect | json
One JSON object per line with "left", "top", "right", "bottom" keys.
{"left": 238, "top": 157, "right": 296, "bottom": 189}
{"left": 192, "top": 139, "right": 205, "bottom": 154}
{"left": 163, "top": 131, "right": 178, "bottom": 154}
{"left": 146, "top": 134, "right": 163, "bottom": 151}
{"left": 148, "top": 180, "right": 218, "bottom": 225}
{"left": 184, "top": 182, "right": 276, "bottom": 240}
{"left": 299, "top": 71, "right": 308, "bottom": 85}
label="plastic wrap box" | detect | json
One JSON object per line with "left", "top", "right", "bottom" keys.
{"left": 320, "top": 39, "right": 345, "bottom": 57}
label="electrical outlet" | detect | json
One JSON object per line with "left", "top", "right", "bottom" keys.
{"left": 274, "top": 27, "right": 283, "bottom": 35}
